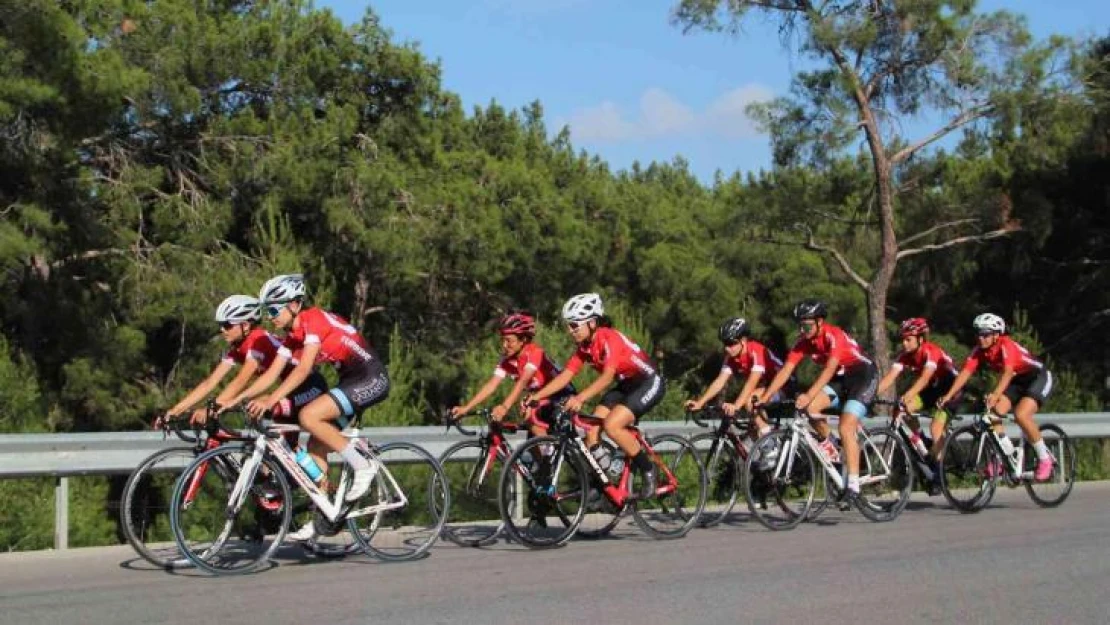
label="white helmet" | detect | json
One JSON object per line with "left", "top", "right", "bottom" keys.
{"left": 972, "top": 313, "right": 1005, "bottom": 334}
{"left": 215, "top": 295, "right": 261, "bottom": 324}
{"left": 562, "top": 293, "right": 604, "bottom": 322}
{"left": 259, "top": 274, "right": 306, "bottom": 305}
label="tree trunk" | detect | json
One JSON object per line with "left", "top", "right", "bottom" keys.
{"left": 868, "top": 159, "right": 899, "bottom": 374}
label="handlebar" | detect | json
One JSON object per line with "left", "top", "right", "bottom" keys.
{"left": 444, "top": 408, "right": 521, "bottom": 437}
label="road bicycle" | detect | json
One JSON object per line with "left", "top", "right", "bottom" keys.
{"left": 742, "top": 402, "right": 914, "bottom": 530}
{"left": 497, "top": 404, "right": 707, "bottom": 548}
{"left": 169, "top": 415, "right": 449, "bottom": 575}
{"left": 938, "top": 408, "right": 1076, "bottom": 512}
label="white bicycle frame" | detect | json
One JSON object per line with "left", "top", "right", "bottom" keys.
{"left": 971, "top": 413, "right": 1036, "bottom": 481}
{"left": 224, "top": 423, "right": 408, "bottom": 525}
{"left": 768, "top": 412, "right": 896, "bottom": 492}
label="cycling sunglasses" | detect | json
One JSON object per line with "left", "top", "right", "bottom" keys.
{"left": 265, "top": 303, "right": 286, "bottom": 318}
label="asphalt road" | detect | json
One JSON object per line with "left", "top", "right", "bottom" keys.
{"left": 2, "top": 482, "right": 1109, "bottom": 625}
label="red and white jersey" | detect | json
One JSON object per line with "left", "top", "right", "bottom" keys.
{"left": 721, "top": 339, "right": 783, "bottom": 380}
{"left": 960, "top": 335, "right": 1043, "bottom": 376}
{"left": 892, "top": 341, "right": 957, "bottom": 378}
{"left": 222, "top": 327, "right": 287, "bottom": 370}
{"left": 278, "top": 307, "right": 375, "bottom": 370}
{"left": 786, "top": 323, "right": 872, "bottom": 370}
{"left": 494, "top": 343, "right": 563, "bottom": 391}
{"left": 565, "top": 327, "right": 656, "bottom": 381}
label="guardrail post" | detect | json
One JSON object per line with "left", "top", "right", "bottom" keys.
{"left": 54, "top": 476, "right": 68, "bottom": 551}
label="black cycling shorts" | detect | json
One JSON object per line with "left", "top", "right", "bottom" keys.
{"left": 917, "top": 371, "right": 958, "bottom": 411}
{"left": 1004, "top": 368, "right": 1054, "bottom": 406}
{"left": 327, "top": 359, "right": 390, "bottom": 428}
{"left": 824, "top": 362, "right": 879, "bottom": 417}
{"left": 599, "top": 374, "right": 666, "bottom": 421}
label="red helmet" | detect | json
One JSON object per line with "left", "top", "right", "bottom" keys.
{"left": 499, "top": 312, "right": 536, "bottom": 338}
{"left": 900, "top": 317, "right": 930, "bottom": 337}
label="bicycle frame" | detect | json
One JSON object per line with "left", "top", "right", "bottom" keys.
{"left": 448, "top": 412, "right": 519, "bottom": 494}
{"left": 966, "top": 412, "right": 1034, "bottom": 482}
{"left": 767, "top": 411, "right": 896, "bottom": 492}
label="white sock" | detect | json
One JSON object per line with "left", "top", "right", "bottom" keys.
{"left": 759, "top": 425, "right": 772, "bottom": 436}
{"left": 340, "top": 440, "right": 371, "bottom": 470}
{"left": 847, "top": 473, "right": 860, "bottom": 493}
{"left": 1033, "top": 440, "right": 1050, "bottom": 460}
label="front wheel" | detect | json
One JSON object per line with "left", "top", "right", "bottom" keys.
{"left": 1023, "top": 424, "right": 1076, "bottom": 508}
{"left": 499, "top": 436, "right": 588, "bottom": 549}
{"left": 438, "top": 440, "right": 507, "bottom": 547}
{"left": 743, "top": 430, "right": 817, "bottom": 531}
{"left": 939, "top": 425, "right": 997, "bottom": 513}
{"left": 121, "top": 447, "right": 199, "bottom": 569}
{"left": 687, "top": 433, "right": 742, "bottom": 528}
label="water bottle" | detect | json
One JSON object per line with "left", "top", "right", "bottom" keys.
{"left": 608, "top": 452, "right": 626, "bottom": 479}
{"left": 590, "top": 445, "right": 613, "bottom": 474}
{"left": 295, "top": 448, "right": 325, "bottom": 484}
{"left": 995, "top": 432, "right": 1017, "bottom": 462}
{"left": 908, "top": 431, "right": 929, "bottom": 458}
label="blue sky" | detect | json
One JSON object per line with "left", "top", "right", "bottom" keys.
{"left": 320, "top": 0, "right": 1109, "bottom": 182}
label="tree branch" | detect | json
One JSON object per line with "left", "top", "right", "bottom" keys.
{"left": 890, "top": 104, "right": 993, "bottom": 164}
{"left": 795, "top": 224, "right": 870, "bottom": 289}
{"left": 805, "top": 207, "right": 878, "bottom": 226}
{"left": 896, "top": 227, "right": 1017, "bottom": 260}
{"left": 898, "top": 218, "right": 979, "bottom": 247}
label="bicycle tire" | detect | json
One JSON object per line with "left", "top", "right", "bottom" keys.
{"left": 854, "top": 427, "right": 914, "bottom": 522}
{"left": 349, "top": 441, "right": 449, "bottom": 562}
{"left": 170, "top": 445, "right": 292, "bottom": 575}
{"left": 688, "top": 433, "right": 742, "bottom": 528}
{"left": 743, "top": 430, "right": 817, "bottom": 531}
{"left": 498, "top": 436, "right": 588, "bottom": 549}
{"left": 939, "top": 424, "right": 997, "bottom": 513}
{"left": 631, "top": 434, "right": 706, "bottom": 539}
{"left": 1023, "top": 423, "right": 1076, "bottom": 508}
{"left": 438, "top": 439, "right": 506, "bottom": 547}
{"left": 120, "top": 447, "right": 198, "bottom": 569}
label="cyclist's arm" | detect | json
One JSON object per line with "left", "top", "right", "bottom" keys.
{"left": 940, "top": 367, "right": 975, "bottom": 405}
{"left": 989, "top": 366, "right": 1016, "bottom": 403}
{"left": 690, "top": 369, "right": 731, "bottom": 408}
{"left": 531, "top": 368, "right": 576, "bottom": 403}
{"left": 760, "top": 361, "right": 796, "bottom": 400}
{"left": 805, "top": 357, "right": 840, "bottom": 400}
{"left": 456, "top": 375, "right": 502, "bottom": 414}
{"left": 876, "top": 367, "right": 901, "bottom": 395}
{"left": 902, "top": 367, "right": 936, "bottom": 403}
{"left": 233, "top": 353, "right": 289, "bottom": 404}
{"left": 214, "top": 358, "right": 262, "bottom": 407}
{"left": 501, "top": 369, "right": 535, "bottom": 411}
{"left": 166, "top": 361, "right": 234, "bottom": 416}
{"left": 733, "top": 370, "right": 763, "bottom": 408}
{"left": 574, "top": 365, "right": 616, "bottom": 404}
{"left": 264, "top": 343, "right": 319, "bottom": 405}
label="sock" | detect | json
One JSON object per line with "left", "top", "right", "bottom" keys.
{"left": 340, "top": 440, "right": 371, "bottom": 470}
{"left": 1033, "top": 439, "right": 1050, "bottom": 460}
{"left": 758, "top": 425, "right": 772, "bottom": 436}
{"left": 847, "top": 473, "right": 860, "bottom": 493}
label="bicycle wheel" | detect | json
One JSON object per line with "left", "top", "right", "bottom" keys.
{"left": 688, "top": 433, "right": 742, "bottom": 527}
{"left": 631, "top": 434, "right": 706, "bottom": 539}
{"left": 499, "top": 436, "right": 588, "bottom": 549}
{"left": 170, "top": 446, "right": 292, "bottom": 575}
{"left": 348, "top": 441, "right": 449, "bottom": 562}
{"left": 854, "top": 427, "right": 914, "bottom": 522}
{"left": 1023, "top": 424, "right": 1076, "bottom": 507}
{"left": 939, "top": 425, "right": 997, "bottom": 513}
{"left": 743, "top": 430, "right": 817, "bottom": 531}
{"left": 120, "top": 447, "right": 198, "bottom": 569}
{"left": 576, "top": 439, "right": 625, "bottom": 539}
{"left": 439, "top": 440, "right": 507, "bottom": 547}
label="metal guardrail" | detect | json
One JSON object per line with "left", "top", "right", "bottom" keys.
{"left": 1, "top": 413, "right": 1107, "bottom": 550}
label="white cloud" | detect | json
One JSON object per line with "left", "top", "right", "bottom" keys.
{"left": 563, "top": 84, "right": 774, "bottom": 143}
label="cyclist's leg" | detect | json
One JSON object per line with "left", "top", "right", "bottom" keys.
{"left": 838, "top": 364, "right": 879, "bottom": 494}
{"left": 748, "top": 387, "right": 773, "bottom": 439}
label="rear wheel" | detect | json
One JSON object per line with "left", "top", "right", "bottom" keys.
{"left": 939, "top": 425, "right": 997, "bottom": 513}
{"left": 348, "top": 441, "right": 449, "bottom": 562}
{"left": 499, "top": 436, "right": 587, "bottom": 549}
{"left": 1023, "top": 424, "right": 1076, "bottom": 508}
{"left": 631, "top": 434, "right": 706, "bottom": 539}
{"left": 854, "top": 427, "right": 914, "bottom": 522}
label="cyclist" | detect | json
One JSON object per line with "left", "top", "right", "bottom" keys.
{"left": 876, "top": 317, "right": 959, "bottom": 492}
{"left": 685, "top": 317, "right": 785, "bottom": 441}
{"left": 450, "top": 312, "right": 574, "bottom": 438}
{"left": 230, "top": 274, "right": 390, "bottom": 541}
{"left": 528, "top": 293, "right": 665, "bottom": 499}
{"left": 937, "top": 313, "right": 1055, "bottom": 481}
{"left": 161, "top": 295, "right": 327, "bottom": 427}
{"left": 756, "top": 299, "right": 879, "bottom": 503}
